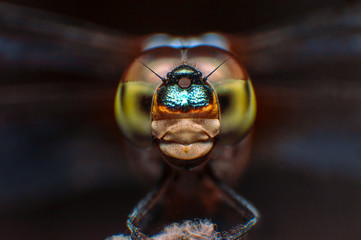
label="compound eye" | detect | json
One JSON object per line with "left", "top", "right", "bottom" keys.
{"left": 115, "top": 81, "right": 157, "bottom": 146}
{"left": 214, "top": 79, "right": 256, "bottom": 144}
{"left": 115, "top": 47, "right": 182, "bottom": 146}
{"left": 182, "top": 46, "right": 256, "bottom": 144}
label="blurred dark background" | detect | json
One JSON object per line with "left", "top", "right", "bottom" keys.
{"left": 1, "top": 0, "right": 360, "bottom": 240}
{"left": 2, "top": 0, "right": 354, "bottom": 34}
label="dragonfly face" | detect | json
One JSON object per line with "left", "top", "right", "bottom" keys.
{"left": 115, "top": 43, "right": 256, "bottom": 169}
{"left": 152, "top": 64, "right": 221, "bottom": 164}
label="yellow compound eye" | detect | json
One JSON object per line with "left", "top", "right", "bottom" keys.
{"left": 180, "top": 45, "right": 256, "bottom": 144}
{"left": 115, "top": 81, "right": 156, "bottom": 146}
{"left": 213, "top": 79, "right": 256, "bottom": 144}
{"left": 114, "top": 47, "right": 181, "bottom": 146}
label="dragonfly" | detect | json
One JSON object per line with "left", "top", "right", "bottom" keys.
{"left": 1, "top": 1, "right": 361, "bottom": 240}
{"left": 112, "top": 34, "right": 259, "bottom": 239}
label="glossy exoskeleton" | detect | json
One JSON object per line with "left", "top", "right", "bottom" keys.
{"left": 114, "top": 35, "right": 258, "bottom": 238}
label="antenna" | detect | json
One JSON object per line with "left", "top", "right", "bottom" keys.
{"left": 204, "top": 58, "right": 230, "bottom": 80}
{"left": 136, "top": 59, "right": 165, "bottom": 81}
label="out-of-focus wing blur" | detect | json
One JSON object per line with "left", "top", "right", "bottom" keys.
{"left": 0, "top": 1, "right": 360, "bottom": 240}
{"left": 228, "top": 2, "right": 361, "bottom": 180}
{"left": 0, "top": 2, "right": 142, "bottom": 74}
{"left": 0, "top": 2, "right": 144, "bottom": 206}
{"left": 230, "top": 4, "right": 361, "bottom": 239}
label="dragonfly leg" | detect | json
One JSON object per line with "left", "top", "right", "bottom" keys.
{"left": 207, "top": 167, "right": 259, "bottom": 239}
{"left": 127, "top": 169, "right": 172, "bottom": 240}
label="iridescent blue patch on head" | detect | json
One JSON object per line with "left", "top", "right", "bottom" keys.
{"left": 157, "top": 65, "right": 214, "bottom": 112}
{"left": 158, "top": 84, "right": 213, "bottom": 111}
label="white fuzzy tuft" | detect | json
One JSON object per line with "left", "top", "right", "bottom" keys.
{"left": 152, "top": 219, "right": 220, "bottom": 240}
{"left": 106, "top": 234, "right": 131, "bottom": 240}
{"left": 107, "top": 219, "right": 221, "bottom": 240}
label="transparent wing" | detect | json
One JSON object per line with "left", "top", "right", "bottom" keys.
{"left": 0, "top": 2, "right": 146, "bottom": 114}
{"left": 228, "top": 2, "right": 361, "bottom": 180}
{"left": 231, "top": 2, "right": 360, "bottom": 76}
{"left": 0, "top": 2, "right": 142, "bottom": 75}
{"left": 0, "top": 3, "right": 144, "bottom": 206}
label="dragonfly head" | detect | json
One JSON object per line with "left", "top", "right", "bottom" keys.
{"left": 115, "top": 45, "right": 256, "bottom": 170}
{"left": 151, "top": 65, "right": 221, "bottom": 167}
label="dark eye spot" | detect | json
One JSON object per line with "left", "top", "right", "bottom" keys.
{"left": 140, "top": 95, "right": 153, "bottom": 113}
{"left": 218, "top": 94, "right": 231, "bottom": 114}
